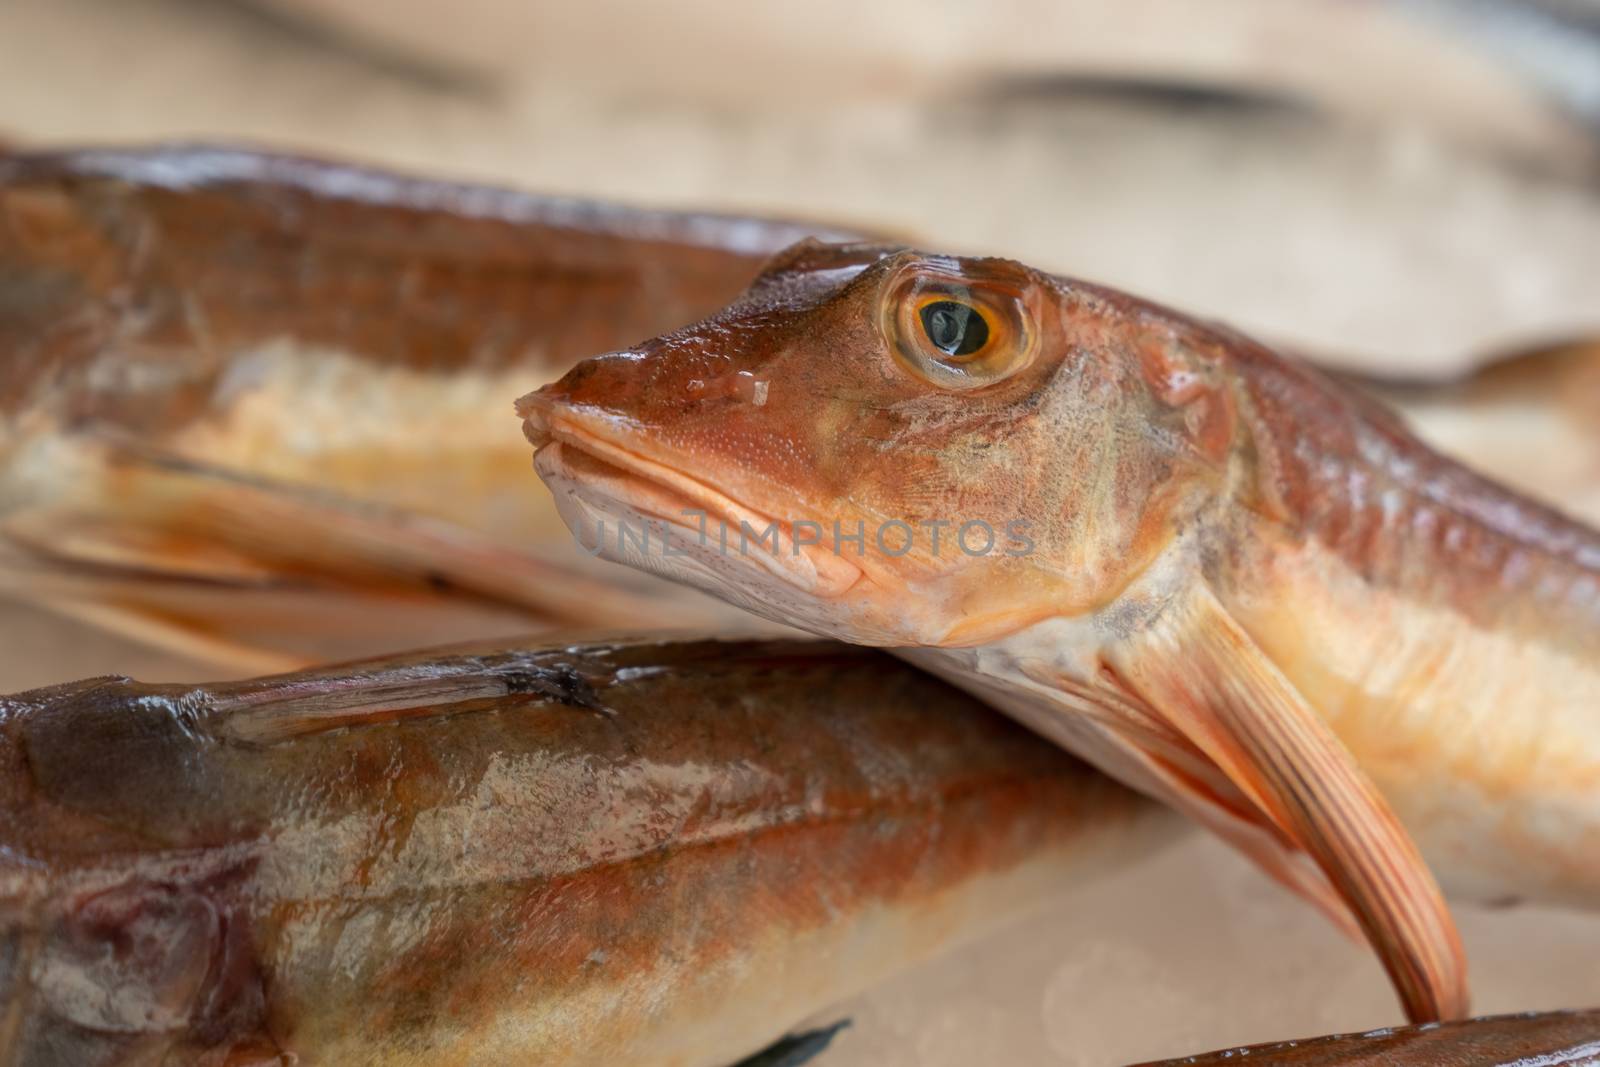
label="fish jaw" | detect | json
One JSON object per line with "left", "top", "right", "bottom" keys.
{"left": 525, "top": 404, "right": 862, "bottom": 598}
{"left": 519, "top": 363, "right": 1014, "bottom": 647}
{"left": 531, "top": 437, "right": 876, "bottom": 638}
{"left": 521, "top": 396, "right": 1087, "bottom": 648}
{"left": 521, "top": 386, "right": 909, "bottom": 645}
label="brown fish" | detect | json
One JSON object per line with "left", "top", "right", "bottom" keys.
{"left": 522, "top": 241, "right": 1600, "bottom": 1022}
{"left": 0, "top": 145, "right": 867, "bottom": 670}
{"left": 1135, "top": 1008, "right": 1600, "bottom": 1066}
{"left": 0, "top": 634, "right": 1166, "bottom": 1065}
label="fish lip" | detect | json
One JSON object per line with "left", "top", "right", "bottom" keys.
{"left": 518, "top": 389, "right": 558, "bottom": 448}
{"left": 521, "top": 397, "right": 862, "bottom": 599}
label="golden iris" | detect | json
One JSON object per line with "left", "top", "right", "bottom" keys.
{"left": 884, "top": 264, "right": 1037, "bottom": 390}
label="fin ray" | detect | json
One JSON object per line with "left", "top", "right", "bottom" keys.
{"left": 1, "top": 439, "right": 703, "bottom": 665}
{"left": 1108, "top": 585, "right": 1468, "bottom": 1022}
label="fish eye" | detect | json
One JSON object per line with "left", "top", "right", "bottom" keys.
{"left": 919, "top": 299, "right": 990, "bottom": 357}
{"left": 883, "top": 262, "right": 1037, "bottom": 390}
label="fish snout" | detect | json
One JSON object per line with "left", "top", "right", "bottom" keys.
{"left": 516, "top": 348, "right": 646, "bottom": 447}
{"left": 518, "top": 327, "right": 777, "bottom": 454}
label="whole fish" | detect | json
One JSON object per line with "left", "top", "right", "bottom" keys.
{"left": 1137, "top": 1008, "right": 1600, "bottom": 1066}
{"left": 0, "top": 634, "right": 1166, "bottom": 1066}
{"left": 0, "top": 145, "right": 865, "bottom": 670}
{"left": 523, "top": 241, "right": 1600, "bottom": 1023}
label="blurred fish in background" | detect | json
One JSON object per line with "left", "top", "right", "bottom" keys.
{"left": 230, "top": 0, "right": 1600, "bottom": 372}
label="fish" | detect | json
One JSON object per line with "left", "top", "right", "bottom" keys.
{"left": 1134, "top": 1007, "right": 1600, "bottom": 1066}
{"left": 0, "top": 633, "right": 1168, "bottom": 1066}
{"left": 522, "top": 240, "right": 1600, "bottom": 1023}
{"left": 0, "top": 145, "right": 867, "bottom": 671}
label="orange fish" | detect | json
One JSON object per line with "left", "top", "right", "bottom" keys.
{"left": 524, "top": 242, "right": 1600, "bottom": 1023}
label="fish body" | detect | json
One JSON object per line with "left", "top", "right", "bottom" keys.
{"left": 523, "top": 241, "right": 1600, "bottom": 1021}
{"left": 0, "top": 146, "right": 865, "bottom": 669}
{"left": 1136, "top": 1008, "right": 1600, "bottom": 1066}
{"left": 1358, "top": 342, "right": 1600, "bottom": 530}
{"left": 0, "top": 635, "right": 1165, "bottom": 1065}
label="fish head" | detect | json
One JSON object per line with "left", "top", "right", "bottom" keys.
{"left": 520, "top": 240, "right": 1234, "bottom": 645}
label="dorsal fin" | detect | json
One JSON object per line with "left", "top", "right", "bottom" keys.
{"left": 205, "top": 650, "right": 611, "bottom": 743}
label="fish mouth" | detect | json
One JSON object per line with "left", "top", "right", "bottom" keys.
{"left": 521, "top": 398, "right": 862, "bottom": 599}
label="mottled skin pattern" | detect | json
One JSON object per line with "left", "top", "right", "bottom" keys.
{"left": 0, "top": 636, "right": 1163, "bottom": 1065}
{"left": 0, "top": 146, "right": 863, "bottom": 665}
{"left": 1136, "top": 1009, "right": 1600, "bottom": 1066}
{"left": 523, "top": 241, "right": 1600, "bottom": 1023}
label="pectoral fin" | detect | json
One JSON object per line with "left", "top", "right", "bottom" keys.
{"left": 1101, "top": 586, "right": 1467, "bottom": 1023}
{"left": 1010, "top": 662, "right": 1359, "bottom": 936}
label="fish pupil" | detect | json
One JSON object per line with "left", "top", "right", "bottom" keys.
{"left": 919, "top": 300, "right": 988, "bottom": 357}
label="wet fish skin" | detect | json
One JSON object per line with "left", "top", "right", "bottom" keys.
{"left": 522, "top": 240, "right": 1600, "bottom": 1022}
{"left": 0, "top": 635, "right": 1165, "bottom": 1065}
{"left": 0, "top": 145, "right": 865, "bottom": 668}
{"left": 1134, "top": 1008, "right": 1600, "bottom": 1066}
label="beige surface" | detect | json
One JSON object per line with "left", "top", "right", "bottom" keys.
{"left": 4, "top": 2, "right": 1600, "bottom": 1063}
{"left": 824, "top": 835, "right": 1600, "bottom": 1065}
